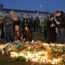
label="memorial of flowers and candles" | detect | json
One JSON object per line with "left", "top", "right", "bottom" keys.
{"left": 0, "top": 40, "right": 65, "bottom": 65}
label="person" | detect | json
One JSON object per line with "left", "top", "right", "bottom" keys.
{"left": 22, "top": 20, "right": 32, "bottom": 42}
{"left": 0, "top": 16, "right": 4, "bottom": 39}
{"left": 13, "top": 25, "right": 21, "bottom": 40}
{"left": 44, "top": 15, "right": 57, "bottom": 43}
{"left": 55, "top": 11, "right": 65, "bottom": 43}
{"left": 12, "top": 16, "right": 21, "bottom": 41}
{"left": 34, "top": 17, "right": 40, "bottom": 32}
{"left": 13, "top": 17, "right": 21, "bottom": 31}
{"left": 28, "top": 16, "right": 34, "bottom": 31}
{"left": 3, "top": 14, "right": 13, "bottom": 42}
{"left": 21, "top": 18, "right": 29, "bottom": 30}
{"left": 43, "top": 16, "right": 50, "bottom": 42}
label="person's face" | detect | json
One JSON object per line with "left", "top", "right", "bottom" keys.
{"left": 55, "top": 12, "right": 61, "bottom": 17}
{"left": 15, "top": 25, "right": 19, "bottom": 31}
{"left": 13, "top": 17, "right": 18, "bottom": 21}
{"left": 50, "top": 17, "right": 54, "bottom": 21}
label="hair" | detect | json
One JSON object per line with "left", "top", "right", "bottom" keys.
{"left": 56, "top": 10, "right": 64, "bottom": 16}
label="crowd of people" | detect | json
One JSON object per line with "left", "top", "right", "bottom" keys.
{"left": 0, "top": 12, "right": 41, "bottom": 43}
{"left": 44, "top": 11, "right": 65, "bottom": 43}
{"left": 0, "top": 11, "right": 65, "bottom": 43}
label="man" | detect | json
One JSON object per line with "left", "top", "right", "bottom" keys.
{"left": 3, "top": 13, "right": 13, "bottom": 42}
{"left": 34, "top": 17, "right": 40, "bottom": 32}
{"left": 55, "top": 11, "right": 65, "bottom": 43}
{"left": 28, "top": 16, "right": 34, "bottom": 31}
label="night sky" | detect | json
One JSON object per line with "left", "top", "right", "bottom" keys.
{"left": 0, "top": 0, "right": 65, "bottom": 12}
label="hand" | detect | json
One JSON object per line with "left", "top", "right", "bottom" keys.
{"left": 50, "top": 24, "right": 55, "bottom": 27}
{"left": 56, "top": 21, "right": 60, "bottom": 25}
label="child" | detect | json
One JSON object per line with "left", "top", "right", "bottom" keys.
{"left": 13, "top": 25, "right": 21, "bottom": 40}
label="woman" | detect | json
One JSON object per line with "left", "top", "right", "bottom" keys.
{"left": 22, "top": 19, "right": 32, "bottom": 42}
{"left": 44, "top": 15, "right": 57, "bottom": 43}
{"left": 13, "top": 25, "right": 21, "bottom": 40}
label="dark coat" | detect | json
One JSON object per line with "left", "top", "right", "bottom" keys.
{"left": 44, "top": 19, "right": 57, "bottom": 43}
{"left": 56, "top": 15, "right": 65, "bottom": 28}
{"left": 0, "top": 22, "right": 4, "bottom": 38}
{"left": 22, "top": 25, "right": 32, "bottom": 41}
{"left": 3, "top": 16, "right": 13, "bottom": 42}
{"left": 13, "top": 30, "right": 21, "bottom": 40}
{"left": 13, "top": 19, "right": 21, "bottom": 30}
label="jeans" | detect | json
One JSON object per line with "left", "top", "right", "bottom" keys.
{"left": 4, "top": 31, "right": 12, "bottom": 42}
{"left": 57, "top": 28, "right": 65, "bottom": 43}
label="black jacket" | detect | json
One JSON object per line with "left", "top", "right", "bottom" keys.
{"left": 56, "top": 15, "right": 65, "bottom": 28}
